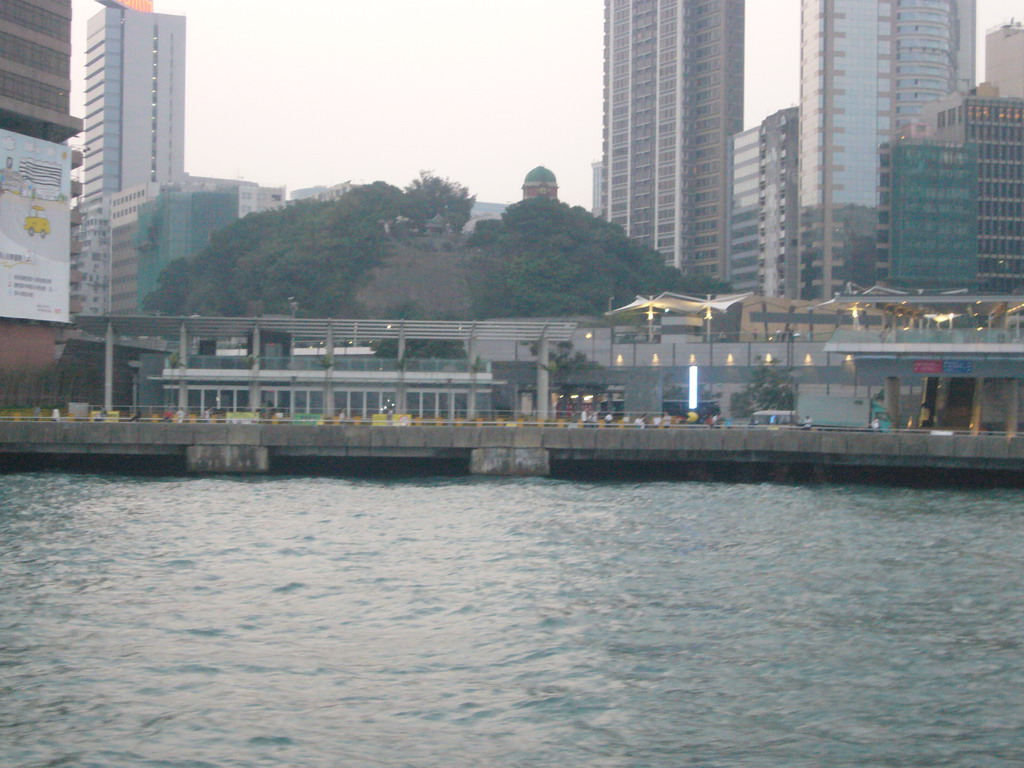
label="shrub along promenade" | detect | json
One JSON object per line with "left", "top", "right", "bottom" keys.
{"left": 1, "top": 419, "right": 1023, "bottom": 485}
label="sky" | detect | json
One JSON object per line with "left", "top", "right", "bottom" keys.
{"left": 69, "top": 0, "right": 1022, "bottom": 209}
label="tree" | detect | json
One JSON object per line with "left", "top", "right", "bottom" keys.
{"left": 371, "top": 338, "right": 466, "bottom": 360}
{"left": 402, "top": 171, "right": 475, "bottom": 234}
{"left": 730, "top": 365, "right": 795, "bottom": 418}
{"left": 144, "top": 188, "right": 396, "bottom": 317}
{"left": 467, "top": 197, "right": 730, "bottom": 319}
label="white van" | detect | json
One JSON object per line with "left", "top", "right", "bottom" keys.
{"left": 749, "top": 410, "right": 798, "bottom": 427}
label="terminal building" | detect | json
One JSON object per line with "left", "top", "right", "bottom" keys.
{"left": 823, "top": 290, "right": 1024, "bottom": 434}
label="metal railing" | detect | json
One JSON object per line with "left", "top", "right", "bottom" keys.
{"left": 0, "top": 409, "right": 999, "bottom": 435}
{"left": 178, "top": 356, "right": 485, "bottom": 373}
{"left": 830, "top": 328, "right": 1024, "bottom": 345}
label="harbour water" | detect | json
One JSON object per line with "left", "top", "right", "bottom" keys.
{"left": 2, "top": 473, "right": 1023, "bottom": 767}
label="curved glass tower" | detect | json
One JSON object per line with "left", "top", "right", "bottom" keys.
{"left": 798, "top": 0, "right": 975, "bottom": 299}
{"left": 893, "top": 0, "right": 975, "bottom": 125}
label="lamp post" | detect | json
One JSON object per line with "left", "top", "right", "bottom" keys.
{"left": 287, "top": 296, "right": 299, "bottom": 361}
{"left": 787, "top": 332, "right": 800, "bottom": 369}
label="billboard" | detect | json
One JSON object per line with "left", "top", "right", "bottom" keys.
{"left": 0, "top": 129, "right": 71, "bottom": 323}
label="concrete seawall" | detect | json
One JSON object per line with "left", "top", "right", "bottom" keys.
{"left": 2, "top": 422, "right": 1023, "bottom": 483}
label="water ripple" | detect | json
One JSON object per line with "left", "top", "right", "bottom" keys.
{"left": 1, "top": 474, "right": 1023, "bottom": 766}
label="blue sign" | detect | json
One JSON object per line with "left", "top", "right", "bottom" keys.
{"left": 943, "top": 360, "right": 973, "bottom": 374}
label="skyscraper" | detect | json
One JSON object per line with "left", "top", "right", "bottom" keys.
{"left": 920, "top": 85, "right": 1024, "bottom": 292}
{"left": 0, "top": 0, "right": 81, "bottom": 143}
{"left": 0, "top": 0, "right": 81, "bottom": 364}
{"left": 798, "top": 0, "right": 975, "bottom": 299}
{"left": 82, "top": 0, "right": 185, "bottom": 202}
{"left": 601, "top": 0, "right": 744, "bottom": 277}
{"left": 75, "top": 0, "right": 185, "bottom": 314}
{"left": 728, "top": 107, "right": 800, "bottom": 297}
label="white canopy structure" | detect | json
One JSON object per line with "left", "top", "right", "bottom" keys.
{"left": 606, "top": 292, "right": 752, "bottom": 342}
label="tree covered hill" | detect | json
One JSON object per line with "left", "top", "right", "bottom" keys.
{"left": 144, "top": 178, "right": 728, "bottom": 320}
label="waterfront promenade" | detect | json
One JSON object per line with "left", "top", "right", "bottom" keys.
{"left": 1, "top": 420, "right": 1023, "bottom": 483}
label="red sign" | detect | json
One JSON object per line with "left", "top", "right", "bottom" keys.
{"left": 914, "top": 360, "right": 943, "bottom": 374}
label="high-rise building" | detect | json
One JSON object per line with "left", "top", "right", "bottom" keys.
{"left": 878, "top": 138, "right": 978, "bottom": 290}
{"left": 758, "top": 108, "right": 800, "bottom": 298}
{"left": 75, "top": 0, "right": 185, "bottom": 316}
{"left": 920, "top": 85, "right": 1024, "bottom": 291}
{"left": 601, "top": 0, "right": 744, "bottom": 277}
{"left": 727, "top": 126, "right": 759, "bottom": 293}
{"left": 0, "top": 0, "right": 82, "bottom": 143}
{"left": 987, "top": 20, "right": 1024, "bottom": 99}
{"left": 0, "top": 0, "right": 81, "bottom": 366}
{"left": 109, "top": 177, "right": 287, "bottom": 314}
{"left": 798, "top": 0, "right": 975, "bottom": 299}
{"left": 82, "top": 0, "right": 185, "bottom": 202}
{"left": 728, "top": 108, "right": 800, "bottom": 297}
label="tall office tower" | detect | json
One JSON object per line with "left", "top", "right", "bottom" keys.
{"left": 877, "top": 137, "right": 978, "bottom": 290}
{"left": 76, "top": 0, "right": 185, "bottom": 315}
{"left": 728, "top": 108, "right": 800, "bottom": 297}
{"left": 759, "top": 108, "right": 800, "bottom": 298}
{"left": 0, "top": 0, "right": 81, "bottom": 143}
{"left": 920, "top": 85, "right": 1024, "bottom": 292}
{"left": 602, "top": 0, "right": 744, "bottom": 277}
{"left": 987, "top": 20, "right": 1024, "bottom": 98}
{"left": 82, "top": 0, "right": 185, "bottom": 201}
{"left": 727, "top": 126, "right": 760, "bottom": 293}
{"left": 798, "top": 0, "right": 975, "bottom": 299}
{"left": 0, "top": 0, "right": 81, "bottom": 364}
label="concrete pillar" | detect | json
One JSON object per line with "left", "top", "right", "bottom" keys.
{"left": 935, "top": 377, "right": 950, "bottom": 428}
{"left": 467, "top": 330, "right": 478, "bottom": 419}
{"left": 250, "top": 324, "right": 262, "bottom": 412}
{"left": 324, "top": 323, "right": 335, "bottom": 418}
{"left": 536, "top": 336, "right": 550, "bottom": 420}
{"left": 104, "top": 321, "right": 114, "bottom": 412}
{"left": 396, "top": 325, "right": 407, "bottom": 414}
{"left": 1007, "top": 379, "right": 1019, "bottom": 438}
{"left": 177, "top": 322, "right": 189, "bottom": 411}
{"left": 970, "top": 377, "right": 985, "bottom": 435}
{"left": 884, "top": 376, "right": 901, "bottom": 429}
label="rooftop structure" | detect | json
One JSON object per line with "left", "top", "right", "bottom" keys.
{"left": 986, "top": 20, "right": 1024, "bottom": 98}
{"left": 522, "top": 166, "right": 558, "bottom": 201}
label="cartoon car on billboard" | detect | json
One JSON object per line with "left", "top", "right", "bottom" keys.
{"left": 24, "top": 206, "right": 50, "bottom": 237}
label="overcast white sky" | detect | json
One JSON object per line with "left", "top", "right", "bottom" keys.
{"left": 69, "top": 0, "right": 1022, "bottom": 208}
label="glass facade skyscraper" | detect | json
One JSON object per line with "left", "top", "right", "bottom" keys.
{"left": 798, "top": 0, "right": 975, "bottom": 299}
{"left": 602, "top": 0, "right": 744, "bottom": 278}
